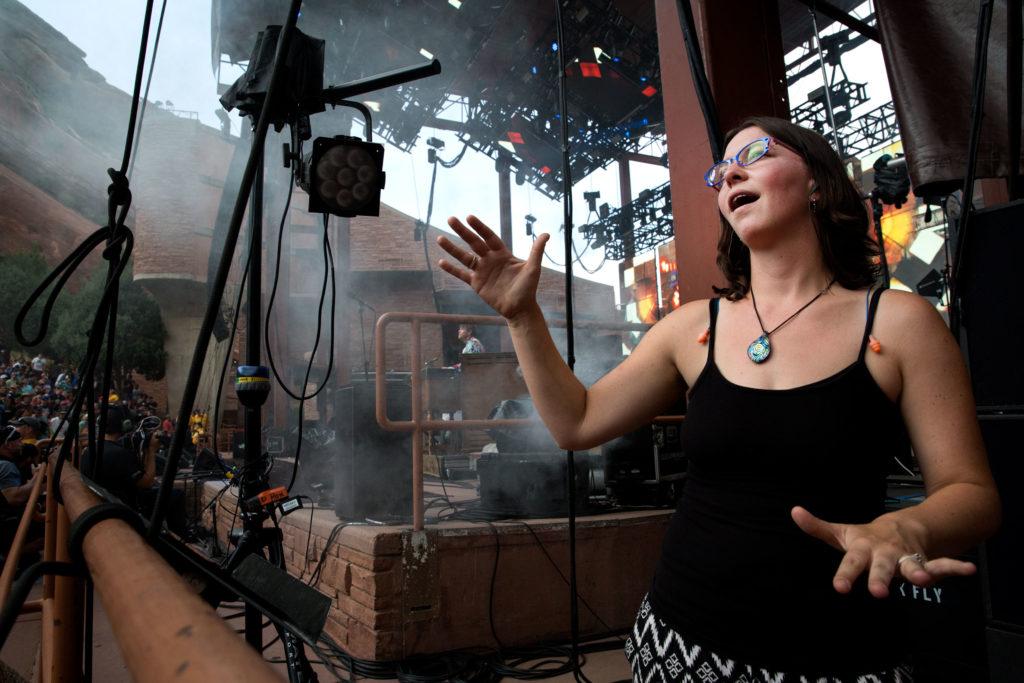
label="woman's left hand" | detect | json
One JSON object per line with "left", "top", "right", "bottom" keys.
{"left": 791, "top": 506, "right": 977, "bottom": 598}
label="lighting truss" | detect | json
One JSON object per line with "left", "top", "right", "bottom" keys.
{"left": 371, "top": 0, "right": 664, "bottom": 199}
{"left": 581, "top": 180, "right": 673, "bottom": 261}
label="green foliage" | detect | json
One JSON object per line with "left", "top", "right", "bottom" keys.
{"left": 0, "top": 250, "right": 167, "bottom": 380}
{"left": 0, "top": 248, "right": 62, "bottom": 356}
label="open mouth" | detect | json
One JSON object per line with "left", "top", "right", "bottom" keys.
{"left": 729, "top": 192, "right": 760, "bottom": 211}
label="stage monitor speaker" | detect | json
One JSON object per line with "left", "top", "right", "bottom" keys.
{"left": 979, "top": 416, "right": 1024, "bottom": 627}
{"left": 477, "top": 451, "right": 590, "bottom": 517}
{"left": 959, "top": 199, "right": 1024, "bottom": 408}
{"left": 334, "top": 379, "right": 412, "bottom": 521}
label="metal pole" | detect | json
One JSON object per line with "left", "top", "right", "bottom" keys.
{"left": 498, "top": 166, "right": 513, "bottom": 248}
{"left": 410, "top": 320, "right": 424, "bottom": 531}
{"left": 242, "top": 149, "right": 265, "bottom": 651}
{"left": 810, "top": 7, "right": 844, "bottom": 156}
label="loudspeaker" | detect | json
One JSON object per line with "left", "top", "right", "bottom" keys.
{"left": 477, "top": 451, "right": 590, "bottom": 517}
{"left": 979, "top": 416, "right": 1024, "bottom": 626}
{"left": 334, "top": 379, "right": 412, "bottom": 520}
{"left": 979, "top": 415, "right": 1024, "bottom": 680}
{"left": 959, "top": 200, "right": 1024, "bottom": 408}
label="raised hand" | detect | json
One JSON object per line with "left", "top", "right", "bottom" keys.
{"left": 437, "top": 215, "right": 549, "bottom": 321}
{"left": 791, "top": 505, "right": 977, "bottom": 598}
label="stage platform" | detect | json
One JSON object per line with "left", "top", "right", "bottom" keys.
{"left": 200, "top": 477, "right": 674, "bottom": 662}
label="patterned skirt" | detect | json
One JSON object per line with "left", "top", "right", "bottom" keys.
{"left": 624, "top": 595, "right": 914, "bottom": 683}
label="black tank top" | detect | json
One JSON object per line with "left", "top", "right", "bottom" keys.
{"left": 650, "top": 288, "right": 911, "bottom": 673}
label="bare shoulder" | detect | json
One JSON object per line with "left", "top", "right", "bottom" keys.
{"left": 641, "top": 298, "right": 711, "bottom": 384}
{"left": 648, "top": 298, "right": 710, "bottom": 338}
{"left": 874, "top": 289, "right": 951, "bottom": 346}
{"left": 873, "top": 289, "right": 961, "bottom": 386}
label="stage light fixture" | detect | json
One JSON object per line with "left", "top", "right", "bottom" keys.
{"left": 419, "top": 48, "right": 434, "bottom": 60}
{"left": 583, "top": 190, "right": 600, "bottom": 213}
{"left": 302, "top": 135, "right": 385, "bottom": 217}
{"left": 448, "top": 0, "right": 462, "bottom": 7}
{"left": 525, "top": 214, "right": 536, "bottom": 236}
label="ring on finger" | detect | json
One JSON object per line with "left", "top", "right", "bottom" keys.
{"left": 897, "top": 552, "right": 926, "bottom": 567}
{"left": 469, "top": 255, "right": 480, "bottom": 269}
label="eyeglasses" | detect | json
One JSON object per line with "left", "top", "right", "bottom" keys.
{"left": 704, "top": 136, "right": 799, "bottom": 189}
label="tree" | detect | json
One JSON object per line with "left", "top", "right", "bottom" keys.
{"left": 49, "top": 260, "right": 167, "bottom": 383}
{"left": 0, "top": 248, "right": 63, "bottom": 357}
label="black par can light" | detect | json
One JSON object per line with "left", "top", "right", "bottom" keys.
{"left": 303, "top": 135, "right": 385, "bottom": 217}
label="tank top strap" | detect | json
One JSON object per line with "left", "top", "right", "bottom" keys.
{"left": 707, "top": 297, "right": 721, "bottom": 363}
{"left": 857, "top": 287, "right": 886, "bottom": 363}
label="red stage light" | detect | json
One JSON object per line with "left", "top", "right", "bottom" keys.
{"left": 641, "top": 85, "right": 658, "bottom": 97}
{"left": 540, "top": 165, "right": 551, "bottom": 174}
{"left": 507, "top": 131, "right": 524, "bottom": 145}
{"left": 580, "top": 62, "right": 602, "bottom": 78}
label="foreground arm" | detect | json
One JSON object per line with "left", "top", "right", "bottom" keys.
{"left": 438, "top": 216, "right": 686, "bottom": 450}
{"left": 793, "top": 291, "right": 1000, "bottom": 597}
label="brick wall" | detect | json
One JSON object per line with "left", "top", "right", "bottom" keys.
{"left": 202, "top": 482, "right": 671, "bottom": 662}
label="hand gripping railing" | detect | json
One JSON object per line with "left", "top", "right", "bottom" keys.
{"left": 0, "top": 455, "right": 281, "bottom": 682}
{"left": 373, "top": 311, "right": 683, "bottom": 530}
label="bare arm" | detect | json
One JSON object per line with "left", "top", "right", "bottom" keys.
{"left": 793, "top": 291, "right": 1000, "bottom": 597}
{"left": 1, "top": 464, "right": 43, "bottom": 506}
{"left": 878, "top": 292, "right": 1000, "bottom": 554}
{"left": 439, "top": 216, "right": 689, "bottom": 450}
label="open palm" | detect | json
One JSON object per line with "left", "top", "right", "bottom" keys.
{"left": 437, "top": 215, "right": 549, "bottom": 321}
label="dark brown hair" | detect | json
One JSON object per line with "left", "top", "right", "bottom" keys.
{"left": 713, "top": 116, "right": 880, "bottom": 301}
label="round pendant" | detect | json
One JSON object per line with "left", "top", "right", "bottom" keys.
{"left": 747, "top": 334, "right": 771, "bottom": 364}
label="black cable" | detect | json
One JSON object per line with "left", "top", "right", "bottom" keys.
{"left": 285, "top": 213, "right": 336, "bottom": 494}
{"left": 127, "top": 0, "right": 169, "bottom": 181}
{"left": 674, "top": 0, "right": 723, "bottom": 161}
{"left": 949, "top": 0, "right": 996, "bottom": 339}
{"left": 307, "top": 522, "right": 349, "bottom": 588}
{"left": 264, "top": 177, "right": 335, "bottom": 402}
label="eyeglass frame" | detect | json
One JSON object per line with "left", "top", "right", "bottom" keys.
{"left": 704, "top": 136, "right": 802, "bottom": 189}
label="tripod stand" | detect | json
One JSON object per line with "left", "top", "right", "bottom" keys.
{"left": 144, "top": 1, "right": 442, "bottom": 677}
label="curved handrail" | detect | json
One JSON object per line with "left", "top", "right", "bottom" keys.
{"left": 0, "top": 463, "right": 47, "bottom": 607}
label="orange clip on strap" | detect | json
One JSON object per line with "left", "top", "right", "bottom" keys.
{"left": 868, "top": 335, "right": 882, "bottom": 353}
{"left": 697, "top": 328, "right": 710, "bottom": 344}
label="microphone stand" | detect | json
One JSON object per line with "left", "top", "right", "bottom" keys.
{"left": 143, "top": 2, "right": 442, "bottom": 673}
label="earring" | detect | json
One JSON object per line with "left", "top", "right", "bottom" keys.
{"left": 810, "top": 197, "right": 819, "bottom": 212}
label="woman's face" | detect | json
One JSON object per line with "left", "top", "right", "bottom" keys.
{"left": 716, "top": 126, "right": 817, "bottom": 247}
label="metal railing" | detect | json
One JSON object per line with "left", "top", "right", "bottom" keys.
{"left": 373, "top": 311, "right": 683, "bottom": 530}
{"left": 0, "top": 454, "right": 281, "bottom": 682}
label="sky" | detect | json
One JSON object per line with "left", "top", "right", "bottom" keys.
{"left": 21, "top": 0, "right": 889, "bottom": 298}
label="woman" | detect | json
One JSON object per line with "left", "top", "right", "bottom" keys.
{"left": 438, "top": 116, "right": 1000, "bottom": 681}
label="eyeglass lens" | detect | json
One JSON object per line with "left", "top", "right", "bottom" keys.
{"left": 709, "top": 138, "right": 771, "bottom": 186}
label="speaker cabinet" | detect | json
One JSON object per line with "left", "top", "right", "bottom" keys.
{"left": 334, "top": 379, "right": 412, "bottom": 521}
{"left": 960, "top": 199, "right": 1024, "bottom": 408}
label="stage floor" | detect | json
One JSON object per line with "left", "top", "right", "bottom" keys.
{"left": 201, "top": 475, "right": 674, "bottom": 664}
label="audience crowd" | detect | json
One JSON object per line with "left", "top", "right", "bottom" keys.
{"left": 0, "top": 351, "right": 172, "bottom": 568}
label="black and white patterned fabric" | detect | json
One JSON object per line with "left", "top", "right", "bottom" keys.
{"left": 624, "top": 596, "right": 914, "bottom": 683}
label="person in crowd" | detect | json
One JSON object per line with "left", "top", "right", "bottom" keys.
{"left": 0, "top": 425, "right": 42, "bottom": 508}
{"left": 437, "top": 116, "right": 1000, "bottom": 681}
{"left": 0, "top": 424, "right": 44, "bottom": 565}
{"left": 80, "top": 405, "right": 156, "bottom": 510}
{"left": 457, "top": 323, "right": 485, "bottom": 355}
